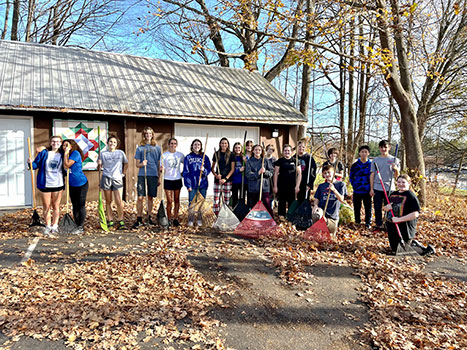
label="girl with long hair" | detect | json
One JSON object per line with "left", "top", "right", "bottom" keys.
{"left": 62, "top": 139, "right": 88, "bottom": 234}
{"left": 98, "top": 135, "right": 128, "bottom": 229}
{"left": 28, "top": 135, "right": 64, "bottom": 235}
{"left": 161, "top": 138, "right": 184, "bottom": 227}
{"left": 246, "top": 144, "right": 274, "bottom": 215}
{"left": 133, "top": 126, "right": 162, "bottom": 228}
{"left": 231, "top": 142, "right": 245, "bottom": 208}
{"left": 182, "top": 138, "right": 211, "bottom": 226}
{"left": 211, "top": 137, "right": 235, "bottom": 216}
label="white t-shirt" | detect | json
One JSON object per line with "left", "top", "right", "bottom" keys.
{"left": 99, "top": 150, "right": 128, "bottom": 180}
{"left": 46, "top": 151, "right": 64, "bottom": 187}
{"left": 162, "top": 151, "right": 184, "bottom": 180}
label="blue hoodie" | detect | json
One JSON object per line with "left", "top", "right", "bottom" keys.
{"left": 182, "top": 152, "right": 212, "bottom": 190}
{"left": 349, "top": 159, "right": 372, "bottom": 194}
{"left": 30, "top": 149, "right": 51, "bottom": 189}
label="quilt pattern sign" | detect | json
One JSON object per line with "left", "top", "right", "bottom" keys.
{"left": 53, "top": 120, "right": 108, "bottom": 170}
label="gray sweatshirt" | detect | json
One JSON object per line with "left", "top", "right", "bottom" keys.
{"left": 246, "top": 157, "right": 273, "bottom": 193}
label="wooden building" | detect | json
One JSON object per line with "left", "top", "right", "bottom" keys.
{"left": 0, "top": 40, "right": 306, "bottom": 207}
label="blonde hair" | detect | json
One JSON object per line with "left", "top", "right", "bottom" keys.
{"left": 139, "top": 126, "right": 157, "bottom": 146}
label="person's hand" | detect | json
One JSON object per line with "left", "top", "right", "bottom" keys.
{"left": 63, "top": 144, "right": 71, "bottom": 154}
{"left": 273, "top": 186, "right": 278, "bottom": 194}
{"left": 216, "top": 174, "right": 222, "bottom": 180}
{"left": 312, "top": 205, "right": 319, "bottom": 214}
{"left": 295, "top": 185, "right": 300, "bottom": 194}
{"left": 200, "top": 166, "right": 204, "bottom": 172}
{"left": 188, "top": 188, "right": 192, "bottom": 192}
{"left": 370, "top": 189, "right": 374, "bottom": 197}
{"left": 392, "top": 216, "right": 402, "bottom": 224}
{"left": 391, "top": 163, "right": 400, "bottom": 172}
{"left": 97, "top": 160, "right": 102, "bottom": 166}
{"left": 383, "top": 203, "right": 393, "bottom": 212}
{"left": 141, "top": 159, "right": 148, "bottom": 166}
{"left": 258, "top": 167, "right": 265, "bottom": 175}
{"left": 328, "top": 183, "right": 336, "bottom": 193}
{"left": 240, "top": 166, "right": 245, "bottom": 172}
{"left": 220, "top": 178, "right": 226, "bottom": 185}
{"left": 28, "top": 157, "right": 33, "bottom": 164}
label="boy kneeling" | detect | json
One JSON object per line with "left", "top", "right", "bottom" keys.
{"left": 312, "top": 165, "right": 347, "bottom": 237}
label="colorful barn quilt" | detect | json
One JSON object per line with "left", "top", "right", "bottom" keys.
{"left": 53, "top": 120, "right": 108, "bottom": 170}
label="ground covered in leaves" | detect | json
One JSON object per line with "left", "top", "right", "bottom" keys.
{"left": 0, "top": 184, "right": 465, "bottom": 349}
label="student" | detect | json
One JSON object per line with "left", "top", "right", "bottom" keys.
{"left": 63, "top": 139, "right": 88, "bottom": 234}
{"left": 370, "top": 140, "right": 400, "bottom": 230}
{"left": 246, "top": 144, "right": 274, "bottom": 215}
{"left": 245, "top": 140, "right": 254, "bottom": 160}
{"left": 383, "top": 174, "right": 435, "bottom": 256}
{"left": 265, "top": 144, "right": 277, "bottom": 206}
{"left": 211, "top": 137, "right": 235, "bottom": 216}
{"left": 273, "top": 144, "right": 301, "bottom": 217}
{"left": 296, "top": 140, "right": 317, "bottom": 202}
{"left": 133, "top": 127, "right": 162, "bottom": 228}
{"left": 161, "top": 138, "right": 184, "bottom": 227}
{"left": 98, "top": 135, "right": 128, "bottom": 230}
{"left": 322, "top": 148, "right": 344, "bottom": 180}
{"left": 349, "top": 145, "right": 372, "bottom": 228}
{"left": 231, "top": 142, "right": 245, "bottom": 208}
{"left": 28, "top": 135, "right": 64, "bottom": 235}
{"left": 182, "top": 139, "right": 212, "bottom": 226}
{"left": 312, "top": 164, "right": 347, "bottom": 236}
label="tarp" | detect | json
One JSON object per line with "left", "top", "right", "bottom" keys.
{"left": 234, "top": 201, "right": 280, "bottom": 239}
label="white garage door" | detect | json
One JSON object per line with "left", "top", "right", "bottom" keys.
{"left": 174, "top": 123, "right": 259, "bottom": 198}
{"left": 0, "top": 117, "right": 33, "bottom": 207}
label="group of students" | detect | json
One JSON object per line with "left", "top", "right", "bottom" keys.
{"left": 28, "top": 128, "right": 434, "bottom": 256}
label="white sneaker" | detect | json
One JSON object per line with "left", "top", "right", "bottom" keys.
{"left": 197, "top": 220, "right": 203, "bottom": 227}
{"left": 43, "top": 226, "right": 52, "bottom": 235}
{"left": 188, "top": 221, "right": 194, "bottom": 227}
{"left": 51, "top": 227, "right": 59, "bottom": 235}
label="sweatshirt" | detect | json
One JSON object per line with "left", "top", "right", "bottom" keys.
{"left": 182, "top": 152, "right": 212, "bottom": 190}
{"left": 349, "top": 159, "right": 372, "bottom": 194}
{"left": 246, "top": 157, "right": 273, "bottom": 193}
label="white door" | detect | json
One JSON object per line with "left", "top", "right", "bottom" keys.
{"left": 0, "top": 117, "right": 32, "bottom": 207}
{"left": 174, "top": 123, "right": 260, "bottom": 198}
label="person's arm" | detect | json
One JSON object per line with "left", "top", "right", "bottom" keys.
{"left": 334, "top": 161, "right": 344, "bottom": 179}
{"left": 182, "top": 157, "right": 192, "bottom": 191}
{"left": 63, "top": 147, "right": 76, "bottom": 169}
{"left": 369, "top": 172, "right": 375, "bottom": 196}
{"left": 328, "top": 182, "right": 345, "bottom": 203}
{"left": 273, "top": 165, "right": 280, "bottom": 194}
{"left": 295, "top": 165, "right": 302, "bottom": 194}
{"left": 226, "top": 160, "right": 235, "bottom": 180}
{"left": 123, "top": 162, "right": 128, "bottom": 175}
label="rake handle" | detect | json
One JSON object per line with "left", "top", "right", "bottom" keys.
{"left": 374, "top": 163, "right": 404, "bottom": 242}
{"left": 27, "top": 137, "right": 37, "bottom": 209}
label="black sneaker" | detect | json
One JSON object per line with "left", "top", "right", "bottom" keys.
{"left": 132, "top": 220, "right": 143, "bottom": 229}
{"left": 108, "top": 221, "right": 114, "bottom": 228}
{"left": 117, "top": 221, "right": 125, "bottom": 230}
{"left": 172, "top": 219, "right": 180, "bottom": 227}
{"left": 421, "top": 245, "right": 436, "bottom": 256}
{"left": 148, "top": 217, "right": 155, "bottom": 225}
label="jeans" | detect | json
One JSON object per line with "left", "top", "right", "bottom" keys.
{"left": 188, "top": 188, "right": 207, "bottom": 203}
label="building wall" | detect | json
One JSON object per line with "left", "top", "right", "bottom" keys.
{"left": 1, "top": 109, "right": 297, "bottom": 204}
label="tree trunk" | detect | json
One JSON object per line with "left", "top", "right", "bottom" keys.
{"left": 346, "top": 17, "right": 355, "bottom": 167}
{"left": 11, "top": 0, "right": 20, "bottom": 41}
{"left": 1, "top": 0, "right": 10, "bottom": 40}
{"left": 25, "top": 0, "right": 36, "bottom": 42}
{"left": 451, "top": 150, "right": 466, "bottom": 195}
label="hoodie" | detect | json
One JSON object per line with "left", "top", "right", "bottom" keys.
{"left": 182, "top": 152, "right": 212, "bottom": 190}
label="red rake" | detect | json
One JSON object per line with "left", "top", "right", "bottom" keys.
{"left": 234, "top": 200, "right": 279, "bottom": 239}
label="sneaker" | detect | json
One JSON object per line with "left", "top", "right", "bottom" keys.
{"left": 132, "top": 220, "right": 143, "bottom": 229}
{"left": 50, "top": 227, "right": 59, "bottom": 235}
{"left": 117, "top": 221, "right": 125, "bottom": 230}
{"left": 188, "top": 221, "right": 194, "bottom": 227}
{"left": 421, "top": 245, "right": 436, "bottom": 256}
{"left": 43, "top": 226, "right": 52, "bottom": 235}
{"left": 71, "top": 226, "right": 84, "bottom": 235}
{"left": 373, "top": 225, "right": 384, "bottom": 232}
{"left": 108, "top": 221, "right": 114, "bottom": 228}
{"left": 365, "top": 223, "right": 371, "bottom": 229}
{"left": 148, "top": 217, "right": 155, "bottom": 225}
{"left": 197, "top": 220, "right": 203, "bottom": 227}
{"left": 172, "top": 219, "right": 180, "bottom": 227}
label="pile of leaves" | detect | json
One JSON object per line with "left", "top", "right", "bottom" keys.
{"left": 0, "top": 243, "right": 228, "bottom": 349}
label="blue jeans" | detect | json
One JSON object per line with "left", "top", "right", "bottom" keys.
{"left": 189, "top": 188, "right": 207, "bottom": 203}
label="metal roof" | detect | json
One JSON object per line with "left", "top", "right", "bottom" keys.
{"left": 0, "top": 40, "right": 306, "bottom": 124}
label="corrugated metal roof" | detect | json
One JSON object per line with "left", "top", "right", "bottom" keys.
{"left": 0, "top": 40, "right": 306, "bottom": 124}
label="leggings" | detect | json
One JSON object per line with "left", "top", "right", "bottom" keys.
{"left": 70, "top": 182, "right": 88, "bottom": 227}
